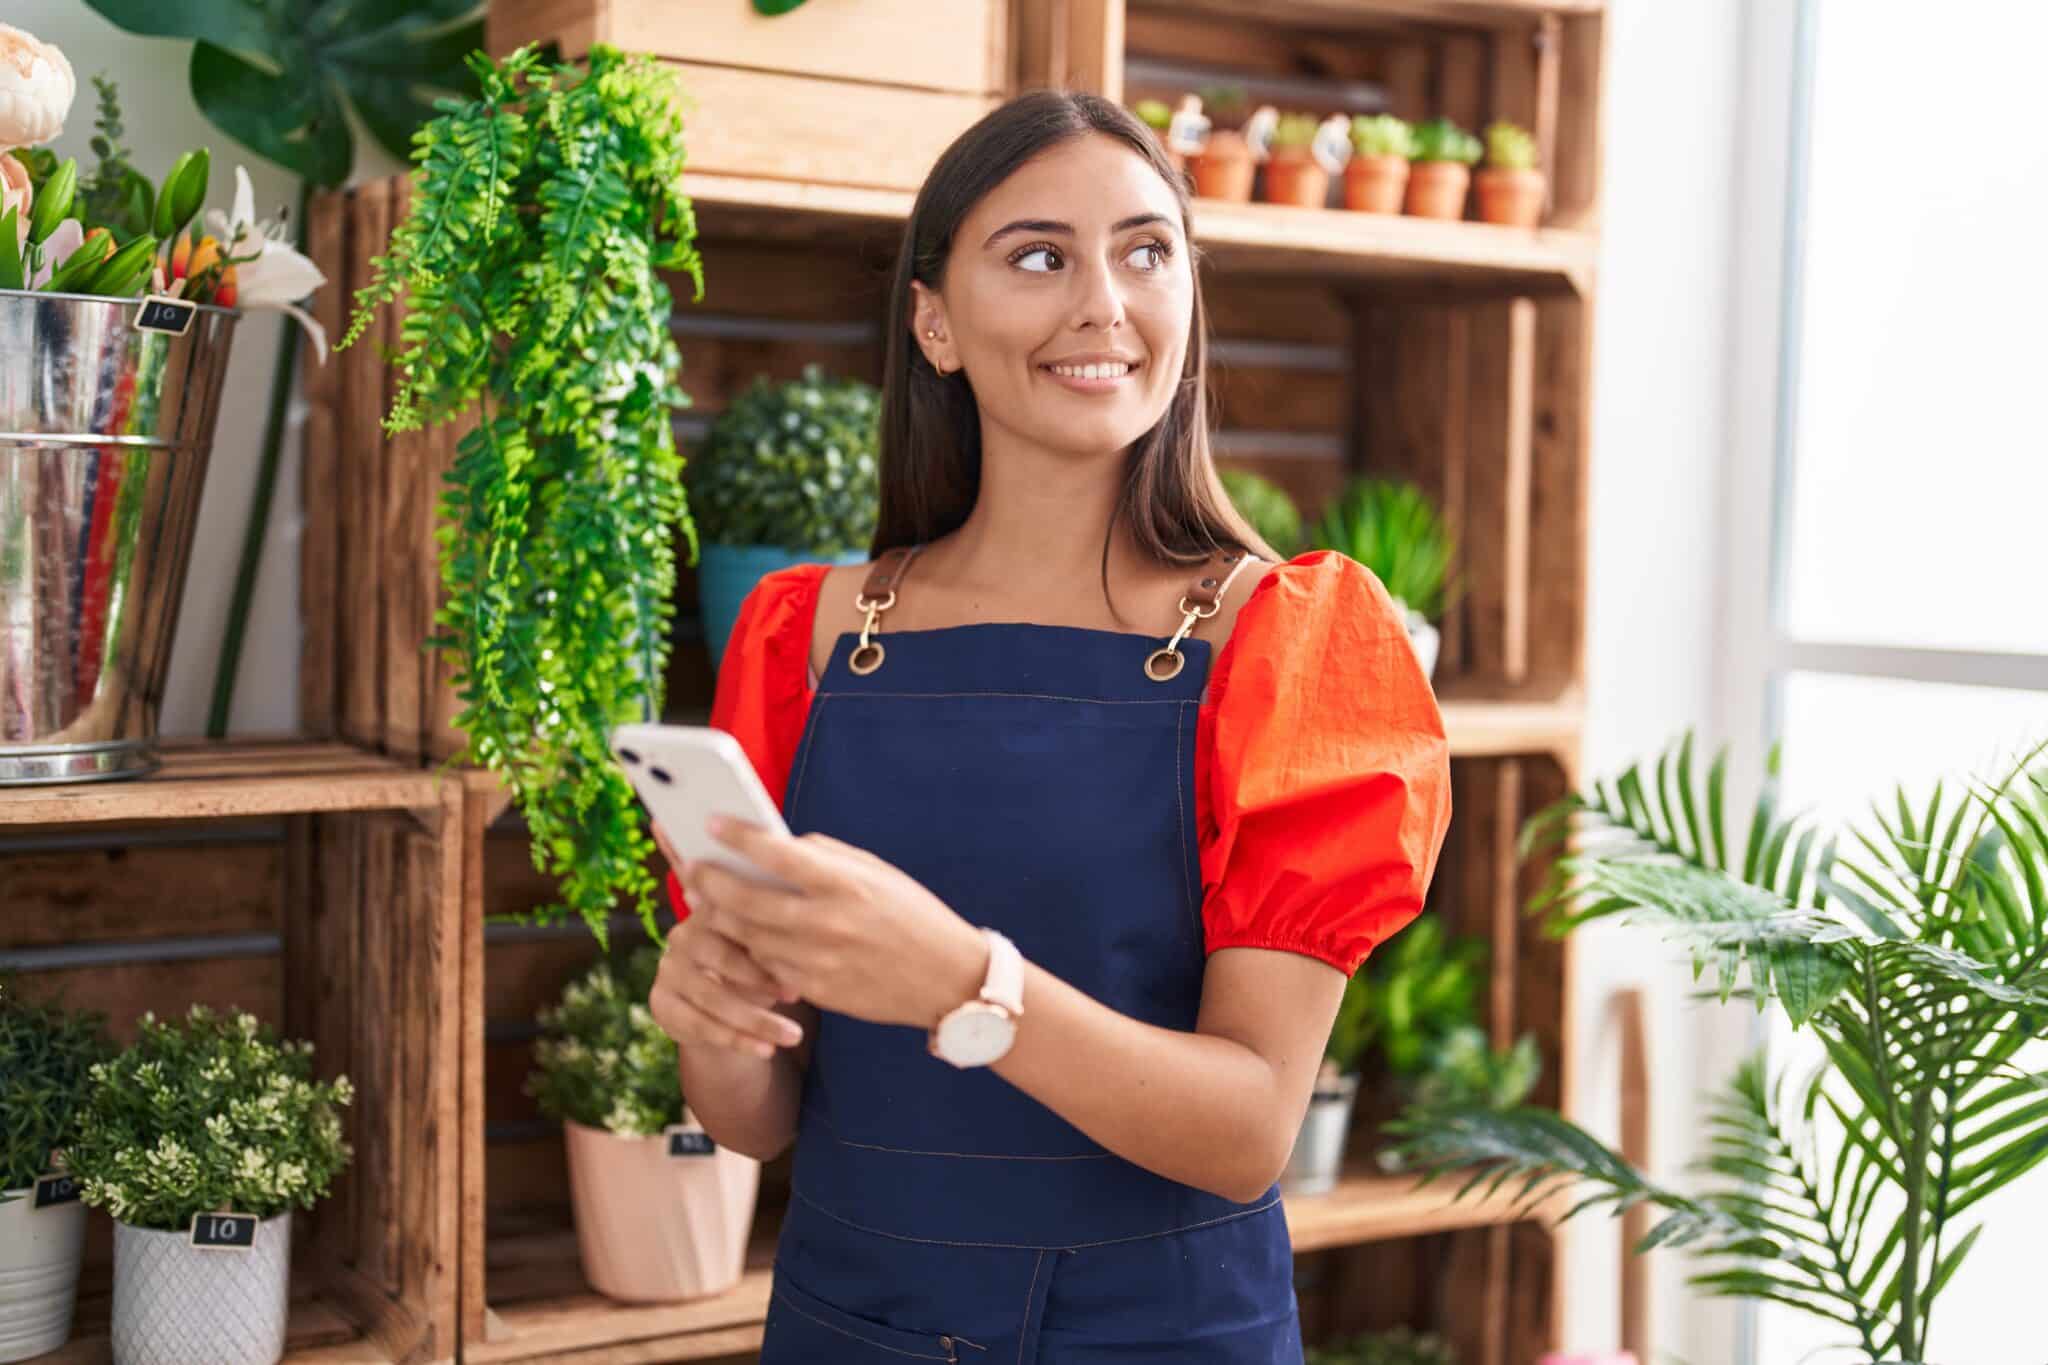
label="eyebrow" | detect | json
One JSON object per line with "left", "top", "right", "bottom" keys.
{"left": 980, "top": 213, "right": 1176, "bottom": 249}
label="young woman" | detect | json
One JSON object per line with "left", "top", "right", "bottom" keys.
{"left": 650, "top": 90, "right": 1452, "bottom": 1363}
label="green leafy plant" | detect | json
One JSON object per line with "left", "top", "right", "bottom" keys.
{"left": 76, "top": 76, "right": 155, "bottom": 240}
{"left": 80, "top": 0, "right": 482, "bottom": 187}
{"left": 340, "top": 44, "right": 705, "bottom": 947}
{"left": 1270, "top": 112, "right": 1322, "bottom": 151}
{"left": 1307, "top": 1325, "right": 1456, "bottom": 1365}
{"left": 1409, "top": 1025, "right": 1540, "bottom": 1112}
{"left": 1219, "top": 468, "right": 1302, "bottom": 558}
{"left": 1390, "top": 733, "right": 2048, "bottom": 1365}
{"left": 526, "top": 946, "right": 683, "bottom": 1137}
{"left": 689, "top": 364, "right": 881, "bottom": 553}
{"left": 64, "top": 1005, "right": 351, "bottom": 1231}
{"left": 1198, "top": 84, "right": 1250, "bottom": 124}
{"left": 0, "top": 979, "right": 111, "bottom": 1196}
{"left": 1308, "top": 478, "right": 1457, "bottom": 623}
{"left": 1352, "top": 917, "right": 1486, "bottom": 1079}
{"left": 1132, "top": 99, "right": 1173, "bottom": 132}
{"left": 1350, "top": 114, "right": 1418, "bottom": 160}
{"left": 1411, "top": 117, "right": 1482, "bottom": 166}
{"left": 1483, "top": 120, "right": 1538, "bottom": 171}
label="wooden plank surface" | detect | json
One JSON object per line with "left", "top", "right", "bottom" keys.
{"left": 1285, "top": 1169, "right": 1548, "bottom": 1254}
{"left": 341, "top": 180, "right": 392, "bottom": 749}
{"left": 605, "top": 0, "right": 1007, "bottom": 95}
{"left": 0, "top": 743, "right": 442, "bottom": 825}
{"left": 38, "top": 1292, "right": 392, "bottom": 1365}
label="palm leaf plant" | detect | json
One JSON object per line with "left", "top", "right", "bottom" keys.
{"left": 1388, "top": 732, "right": 2048, "bottom": 1364}
{"left": 339, "top": 43, "right": 705, "bottom": 946}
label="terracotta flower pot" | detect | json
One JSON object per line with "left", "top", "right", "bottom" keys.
{"left": 1261, "top": 152, "right": 1329, "bottom": 209}
{"left": 1343, "top": 154, "right": 1410, "bottom": 214}
{"left": 1405, "top": 161, "right": 1472, "bottom": 220}
{"left": 1474, "top": 166, "right": 1547, "bottom": 228}
{"left": 1188, "top": 132, "right": 1254, "bottom": 202}
{"left": 564, "top": 1119, "right": 760, "bottom": 1303}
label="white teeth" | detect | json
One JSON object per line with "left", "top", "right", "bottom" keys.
{"left": 1050, "top": 362, "right": 1132, "bottom": 380}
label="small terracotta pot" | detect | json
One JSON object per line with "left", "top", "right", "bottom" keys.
{"left": 1261, "top": 152, "right": 1329, "bottom": 208}
{"left": 1188, "top": 132, "right": 1254, "bottom": 202}
{"left": 564, "top": 1119, "right": 761, "bottom": 1303}
{"left": 1405, "top": 161, "right": 1471, "bottom": 220}
{"left": 1343, "top": 155, "right": 1410, "bottom": 214}
{"left": 1475, "top": 166, "right": 1547, "bottom": 227}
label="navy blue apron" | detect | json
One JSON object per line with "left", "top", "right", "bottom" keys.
{"left": 758, "top": 546, "right": 1302, "bottom": 1363}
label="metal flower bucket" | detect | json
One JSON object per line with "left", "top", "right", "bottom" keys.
{"left": 0, "top": 289, "right": 239, "bottom": 784}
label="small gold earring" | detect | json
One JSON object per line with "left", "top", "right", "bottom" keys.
{"left": 925, "top": 329, "right": 938, "bottom": 339}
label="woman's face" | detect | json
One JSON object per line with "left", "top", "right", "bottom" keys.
{"left": 914, "top": 132, "right": 1194, "bottom": 459}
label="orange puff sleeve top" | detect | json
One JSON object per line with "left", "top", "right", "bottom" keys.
{"left": 667, "top": 549, "right": 1453, "bottom": 976}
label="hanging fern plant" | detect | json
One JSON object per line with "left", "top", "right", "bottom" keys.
{"left": 339, "top": 43, "right": 704, "bottom": 946}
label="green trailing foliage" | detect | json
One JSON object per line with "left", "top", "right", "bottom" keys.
{"left": 689, "top": 364, "right": 881, "bottom": 553}
{"left": 0, "top": 979, "right": 111, "bottom": 1196}
{"left": 340, "top": 44, "right": 706, "bottom": 946}
{"left": 1391, "top": 732, "right": 2048, "bottom": 1364}
{"left": 1307, "top": 477, "right": 1457, "bottom": 623}
{"left": 1218, "top": 468, "right": 1303, "bottom": 559}
{"left": 1410, "top": 117, "right": 1482, "bottom": 166}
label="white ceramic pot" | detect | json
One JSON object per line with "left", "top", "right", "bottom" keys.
{"left": 1405, "top": 608, "right": 1441, "bottom": 680}
{"left": 110, "top": 1212, "right": 290, "bottom": 1365}
{"left": 1280, "top": 1072, "right": 1359, "bottom": 1196}
{"left": 0, "top": 1182, "right": 88, "bottom": 1362}
{"left": 564, "top": 1118, "right": 761, "bottom": 1302}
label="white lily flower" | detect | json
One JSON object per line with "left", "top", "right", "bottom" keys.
{"left": 205, "top": 164, "right": 330, "bottom": 362}
{"left": 0, "top": 24, "right": 74, "bottom": 147}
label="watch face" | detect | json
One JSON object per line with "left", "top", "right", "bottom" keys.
{"left": 938, "top": 1004, "right": 1016, "bottom": 1067}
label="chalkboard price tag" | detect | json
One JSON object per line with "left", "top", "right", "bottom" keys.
{"left": 189, "top": 1211, "right": 259, "bottom": 1251}
{"left": 666, "top": 1122, "right": 716, "bottom": 1159}
{"left": 33, "top": 1174, "right": 80, "bottom": 1210}
{"left": 135, "top": 295, "right": 197, "bottom": 336}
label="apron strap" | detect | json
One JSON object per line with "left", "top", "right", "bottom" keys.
{"left": 849, "top": 544, "right": 924, "bottom": 676}
{"left": 1144, "top": 547, "right": 1257, "bottom": 683}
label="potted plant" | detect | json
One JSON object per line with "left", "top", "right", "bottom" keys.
{"left": 1404, "top": 116, "right": 1481, "bottom": 221}
{"left": 0, "top": 982, "right": 109, "bottom": 1362}
{"left": 1219, "top": 467, "right": 1303, "bottom": 557}
{"left": 1474, "top": 120, "right": 1545, "bottom": 228}
{"left": 1132, "top": 98, "right": 1179, "bottom": 173}
{"left": 63, "top": 1005, "right": 351, "bottom": 1365}
{"left": 340, "top": 44, "right": 705, "bottom": 947}
{"left": 1307, "top": 478, "right": 1457, "bottom": 679}
{"left": 1345, "top": 114, "right": 1416, "bottom": 214}
{"left": 688, "top": 364, "right": 881, "bottom": 671}
{"left": 1308, "top": 1326, "right": 1457, "bottom": 1365}
{"left": 527, "top": 947, "right": 760, "bottom": 1302}
{"left": 1391, "top": 734, "right": 2048, "bottom": 1364}
{"left": 1187, "top": 125, "right": 1255, "bottom": 202}
{"left": 1261, "top": 112, "right": 1330, "bottom": 208}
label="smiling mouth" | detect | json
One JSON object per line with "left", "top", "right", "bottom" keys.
{"left": 1042, "top": 360, "right": 1142, "bottom": 381}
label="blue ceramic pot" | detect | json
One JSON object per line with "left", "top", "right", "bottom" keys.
{"left": 697, "top": 542, "right": 869, "bottom": 674}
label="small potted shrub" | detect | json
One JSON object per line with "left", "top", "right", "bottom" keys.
{"left": 65, "top": 1006, "right": 352, "bottom": 1365}
{"left": 1308, "top": 1325, "right": 1457, "bottom": 1365}
{"left": 1344, "top": 114, "right": 1416, "bottom": 214}
{"left": 1474, "top": 119, "right": 1545, "bottom": 228}
{"left": 0, "top": 983, "right": 109, "bottom": 1362}
{"left": 1187, "top": 125, "right": 1255, "bottom": 202}
{"left": 1219, "top": 467, "right": 1303, "bottom": 557}
{"left": 527, "top": 947, "right": 760, "bottom": 1303}
{"left": 1307, "top": 478, "right": 1456, "bottom": 679}
{"left": 1261, "top": 112, "right": 1331, "bottom": 208}
{"left": 689, "top": 364, "right": 880, "bottom": 670}
{"left": 1404, "top": 116, "right": 1482, "bottom": 220}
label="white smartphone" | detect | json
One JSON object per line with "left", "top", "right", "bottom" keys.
{"left": 610, "top": 723, "right": 800, "bottom": 893}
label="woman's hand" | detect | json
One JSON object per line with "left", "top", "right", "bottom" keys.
{"left": 647, "top": 825, "right": 807, "bottom": 1061}
{"left": 679, "top": 816, "right": 989, "bottom": 1031}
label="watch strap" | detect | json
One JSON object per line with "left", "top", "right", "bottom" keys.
{"left": 978, "top": 928, "right": 1024, "bottom": 1014}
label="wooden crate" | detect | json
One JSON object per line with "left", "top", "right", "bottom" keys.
{"left": 0, "top": 743, "right": 465, "bottom": 1365}
{"left": 487, "top": 0, "right": 1012, "bottom": 195}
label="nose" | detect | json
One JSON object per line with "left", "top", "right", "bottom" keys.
{"left": 1069, "top": 252, "right": 1125, "bottom": 333}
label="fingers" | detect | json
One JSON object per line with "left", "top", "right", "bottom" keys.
{"left": 651, "top": 936, "right": 805, "bottom": 1060}
{"left": 686, "top": 859, "right": 806, "bottom": 936}
{"left": 697, "top": 924, "right": 789, "bottom": 1003}
{"left": 706, "top": 817, "right": 837, "bottom": 889}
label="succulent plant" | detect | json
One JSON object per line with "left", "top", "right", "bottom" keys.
{"left": 1410, "top": 116, "right": 1482, "bottom": 166}
{"left": 1219, "top": 467, "right": 1303, "bottom": 557}
{"left": 1269, "top": 111, "right": 1322, "bottom": 151}
{"left": 688, "top": 364, "right": 882, "bottom": 554}
{"left": 1483, "top": 119, "right": 1538, "bottom": 171}
{"left": 1132, "top": 98, "right": 1172, "bottom": 131}
{"left": 1349, "top": 113, "right": 1417, "bottom": 160}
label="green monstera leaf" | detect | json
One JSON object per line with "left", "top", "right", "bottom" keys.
{"left": 80, "top": 0, "right": 484, "bottom": 187}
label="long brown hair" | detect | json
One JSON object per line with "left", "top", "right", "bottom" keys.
{"left": 873, "top": 90, "right": 1280, "bottom": 612}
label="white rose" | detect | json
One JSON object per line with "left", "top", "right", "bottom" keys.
{"left": 0, "top": 24, "right": 74, "bottom": 147}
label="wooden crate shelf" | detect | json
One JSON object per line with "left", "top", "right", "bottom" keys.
{"left": 40, "top": 1287, "right": 395, "bottom": 1365}
{"left": 1286, "top": 1168, "right": 1551, "bottom": 1254}
{"left": 0, "top": 741, "right": 446, "bottom": 826}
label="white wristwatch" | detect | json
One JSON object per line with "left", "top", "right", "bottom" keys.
{"left": 928, "top": 928, "right": 1024, "bottom": 1069}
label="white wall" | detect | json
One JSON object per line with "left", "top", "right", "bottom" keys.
{"left": 18, "top": 0, "right": 1766, "bottom": 1355}
{"left": 12, "top": 2, "right": 404, "bottom": 738}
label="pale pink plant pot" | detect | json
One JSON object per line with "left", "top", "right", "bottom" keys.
{"left": 562, "top": 1119, "right": 761, "bottom": 1303}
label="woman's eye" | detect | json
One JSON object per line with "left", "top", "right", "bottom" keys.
{"left": 1127, "top": 241, "right": 1170, "bottom": 270}
{"left": 1014, "top": 245, "right": 1062, "bottom": 273}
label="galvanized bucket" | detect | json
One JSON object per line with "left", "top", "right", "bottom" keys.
{"left": 0, "top": 289, "right": 239, "bottom": 784}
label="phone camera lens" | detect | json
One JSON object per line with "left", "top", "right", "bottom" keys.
{"left": 649, "top": 766, "right": 673, "bottom": 785}
{"left": 617, "top": 747, "right": 641, "bottom": 765}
